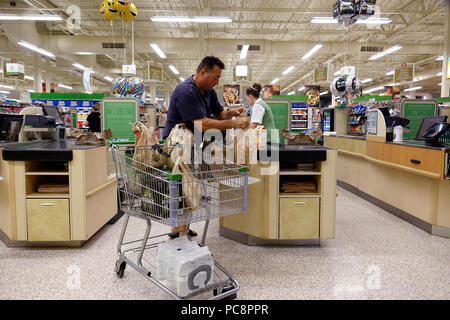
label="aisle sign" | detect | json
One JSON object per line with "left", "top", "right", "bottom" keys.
{"left": 394, "top": 63, "right": 414, "bottom": 82}
{"left": 314, "top": 65, "right": 328, "bottom": 83}
{"left": 6, "top": 63, "right": 24, "bottom": 76}
{"left": 149, "top": 63, "right": 163, "bottom": 82}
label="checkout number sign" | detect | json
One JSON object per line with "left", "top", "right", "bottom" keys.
{"left": 102, "top": 98, "right": 138, "bottom": 144}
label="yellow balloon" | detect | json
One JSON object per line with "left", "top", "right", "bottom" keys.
{"left": 114, "top": 0, "right": 132, "bottom": 12}
{"left": 100, "top": 0, "right": 119, "bottom": 25}
{"left": 121, "top": 3, "right": 137, "bottom": 22}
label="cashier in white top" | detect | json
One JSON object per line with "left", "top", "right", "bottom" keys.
{"left": 245, "top": 83, "right": 276, "bottom": 142}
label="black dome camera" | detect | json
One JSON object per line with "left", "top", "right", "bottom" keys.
{"left": 10, "top": 1, "right": 17, "bottom": 6}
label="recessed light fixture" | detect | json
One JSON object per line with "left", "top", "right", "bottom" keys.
{"left": 298, "top": 86, "right": 306, "bottom": 91}
{"left": 0, "top": 90, "right": 10, "bottom": 94}
{"left": 311, "top": 17, "right": 338, "bottom": 24}
{"left": 436, "top": 56, "right": 444, "bottom": 61}
{"left": 282, "top": 66, "right": 295, "bottom": 75}
{"left": 320, "top": 91, "right": 329, "bottom": 95}
{"left": 151, "top": 16, "right": 232, "bottom": 23}
{"left": 17, "top": 40, "right": 55, "bottom": 58}
{"left": 334, "top": 70, "right": 341, "bottom": 76}
{"left": 27, "top": 89, "right": 35, "bottom": 93}
{"left": 404, "top": 86, "right": 422, "bottom": 92}
{"left": 179, "top": 77, "right": 185, "bottom": 81}
{"left": 104, "top": 76, "right": 113, "bottom": 82}
{"left": 240, "top": 44, "right": 249, "bottom": 60}
{"left": 288, "top": 91, "right": 295, "bottom": 95}
{"left": 364, "top": 86, "right": 385, "bottom": 94}
{"left": 386, "top": 70, "right": 395, "bottom": 76}
{"left": 369, "top": 45, "right": 402, "bottom": 61}
{"left": 0, "top": 14, "right": 62, "bottom": 21}
{"left": 0, "top": 84, "right": 14, "bottom": 90}
{"left": 356, "top": 18, "right": 392, "bottom": 24}
{"left": 150, "top": 43, "right": 166, "bottom": 59}
{"left": 437, "top": 72, "right": 443, "bottom": 76}
{"left": 75, "top": 52, "right": 96, "bottom": 55}
{"left": 361, "top": 78, "right": 373, "bottom": 84}
{"left": 302, "top": 44, "right": 323, "bottom": 60}
{"left": 169, "top": 65, "right": 179, "bottom": 75}
{"left": 73, "top": 63, "right": 94, "bottom": 73}
{"left": 271, "top": 78, "right": 279, "bottom": 85}
{"left": 58, "top": 83, "right": 73, "bottom": 90}
{"left": 24, "top": 75, "right": 34, "bottom": 81}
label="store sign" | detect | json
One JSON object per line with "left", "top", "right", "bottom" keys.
{"left": 148, "top": 64, "right": 163, "bottom": 82}
{"left": 340, "top": 66, "right": 355, "bottom": 77}
{"left": 394, "top": 63, "right": 414, "bottom": 82}
{"left": 314, "top": 65, "right": 328, "bottom": 83}
{"left": 31, "top": 99, "right": 101, "bottom": 108}
{"left": 447, "top": 58, "right": 450, "bottom": 79}
{"left": 235, "top": 65, "right": 248, "bottom": 77}
{"left": 122, "top": 64, "right": 137, "bottom": 76}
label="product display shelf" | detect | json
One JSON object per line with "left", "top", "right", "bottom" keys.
{"left": 291, "top": 102, "right": 309, "bottom": 131}
{"left": 347, "top": 105, "right": 367, "bottom": 136}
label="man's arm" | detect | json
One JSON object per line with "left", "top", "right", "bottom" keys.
{"left": 193, "top": 117, "right": 249, "bottom": 132}
{"left": 218, "top": 107, "right": 247, "bottom": 120}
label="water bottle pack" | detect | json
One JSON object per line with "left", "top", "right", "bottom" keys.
{"left": 155, "top": 236, "right": 214, "bottom": 297}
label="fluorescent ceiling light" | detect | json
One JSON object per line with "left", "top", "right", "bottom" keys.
{"left": 0, "top": 90, "right": 10, "bottom": 94}
{"left": 24, "top": 75, "right": 34, "bottom": 81}
{"left": 288, "top": 91, "right": 295, "bottom": 95}
{"left": 104, "top": 76, "right": 113, "bottom": 82}
{"left": 320, "top": 91, "right": 329, "bottom": 96}
{"left": 361, "top": 78, "right": 373, "bottom": 84}
{"left": 150, "top": 43, "right": 166, "bottom": 59}
{"left": 75, "top": 52, "right": 96, "bottom": 55}
{"left": 438, "top": 83, "right": 442, "bottom": 86}
{"left": 0, "top": 84, "right": 14, "bottom": 89}
{"left": 169, "top": 65, "right": 179, "bottom": 75}
{"left": 302, "top": 44, "right": 323, "bottom": 60}
{"left": 436, "top": 56, "right": 444, "bottom": 61}
{"left": 104, "top": 54, "right": 116, "bottom": 61}
{"left": 27, "top": 89, "right": 35, "bottom": 93}
{"left": 58, "top": 83, "right": 73, "bottom": 90}
{"left": 17, "top": 40, "right": 55, "bottom": 58}
{"left": 437, "top": 72, "right": 443, "bottom": 76}
{"left": 364, "top": 86, "right": 385, "bottom": 94}
{"left": 0, "top": 14, "right": 62, "bottom": 21}
{"left": 271, "top": 78, "right": 279, "bottom": 84}
{"left": 73, "top": 63, "right": 94, "bottom": 73}
{"left": 298, "top": 86, "right": 306, "bottom": 91}
{"left": 369, "top": 45, "right": 402, "bottom": 61}
{"left": 334, "top": 70, "right": 340, "bottom": 76}
{"left": 240, "top": 44, "right": 249, "bottom": 60}
{"left": 311, "top": 17, "right": 338, "bottom": 24}
{"left": 404, "top": 86, "right": 422, "bottom": 92}
{"left": 151, "top": 16, "right": 231, "bottom": 23}
{"left": 157, "top": 98, "right": 164, "bottom": 101}
{"left": 179, "top": 77, "right": 185, "bottom": 81}
{"left": 356, "top": 18, "right": 392, "bottom": 24}
{"left": 386, "top": 70, "right": 395, "bottom": 76}
{"left": 282, "top": 66, "right": 295, "bottom": 75}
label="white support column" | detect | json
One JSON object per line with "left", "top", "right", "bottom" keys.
{"left": 441, "top": 2, "right": 450, "bottom": 97}
{"left": 33, "top": 54, "right": 42, "bottom": 93}
{"left": 150, "top": 84, "right": 157, "bottom": 104}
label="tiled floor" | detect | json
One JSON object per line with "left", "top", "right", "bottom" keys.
{"left": 0, "top": 186, "right": 449, "bottom": 300}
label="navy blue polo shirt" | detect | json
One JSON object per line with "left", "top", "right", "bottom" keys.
{"left": 163, "top": 76, "right": 224, "bottom": 139}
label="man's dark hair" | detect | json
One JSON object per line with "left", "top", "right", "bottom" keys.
{"left": 196, "top": 56, "right": 225, "bottom": 73}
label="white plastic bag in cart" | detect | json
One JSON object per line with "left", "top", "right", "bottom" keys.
{"left": 155, "top": 236, "right": 214, "bottom": 297}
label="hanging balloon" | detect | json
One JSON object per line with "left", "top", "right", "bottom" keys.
{"left": 114, "top": 0, "right": 131, "bottom": 12}
{"left": 121, "top": 2, "right": 137, "bottom": 22}
{"left": 346, "top": 76, "right": 363, "bottom": 95}
{"left": 126, "top": 76, "right": 144, "bottom": 98}
{"left": 112, "top": 76, "right": 128, "bottom": 96}
{"left": 100, "top": 0, "right": 119, "bottom": 25}
{"left": 330, "top": 77, "right": 347, "bottom": 97}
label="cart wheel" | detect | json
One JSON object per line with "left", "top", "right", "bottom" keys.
{"left": 115, "top": 261, "right": 126, "bottom": 278}
{"left": 213, "top": 285, "right": 237, "bottom": 300}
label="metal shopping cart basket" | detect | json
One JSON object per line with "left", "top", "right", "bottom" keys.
{"left": 111, "top": 144, "right": 248, "bottom": 300}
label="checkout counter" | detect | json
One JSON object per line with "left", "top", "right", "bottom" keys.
{"left": 324, "top": 106, "right": 450, "bottom": 238}
{"left": 220, "top": 143, "right": 337, "bottom": 245}
{"left": 0, "top": 106, "right": 117, "bottom": 246}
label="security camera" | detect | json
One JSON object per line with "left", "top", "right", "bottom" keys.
{"left": 10, "top": 1, "right": 17, "bottom": 6}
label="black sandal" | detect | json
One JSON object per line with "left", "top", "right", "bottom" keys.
{"left": 168, "top": 229, "right": 198, "bottom": 239}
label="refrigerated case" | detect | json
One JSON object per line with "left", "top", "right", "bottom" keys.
{"left": 321, "top": 107, "right": 335, "bottom": 133}
{"left": 290, "top": 101, "right": 310, "bottom": 132}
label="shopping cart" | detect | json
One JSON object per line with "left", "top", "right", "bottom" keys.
{"left": 111, "top": 144, "right": 248, "bottom": 300}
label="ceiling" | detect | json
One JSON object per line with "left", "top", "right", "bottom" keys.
{"left": 0, "top": 0, "right": 448, "bottom": 98}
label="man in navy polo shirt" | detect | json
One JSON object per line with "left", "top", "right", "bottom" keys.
{"left": 163, "top": 56, "right": 248, "bottom": 140}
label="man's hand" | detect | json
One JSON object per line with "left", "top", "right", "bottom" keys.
{"left": 231, "top": 106, "right": 247, "bottom": 117}
{"left": 233, "top": 117, "right": 250, "bottom": 129}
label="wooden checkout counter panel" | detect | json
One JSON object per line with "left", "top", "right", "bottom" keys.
{"left": 220, "top": 144, "right": 337, "bottom": 246}
{"left": 324, "top": 129, "right": 450, "bottom": 238}
{"left": 0, "top": 140, "right": 118, "bottom": 246}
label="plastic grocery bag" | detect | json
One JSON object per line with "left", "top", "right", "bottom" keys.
{"left": 172, "top": 156, "right": 201, "bottom": 210}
